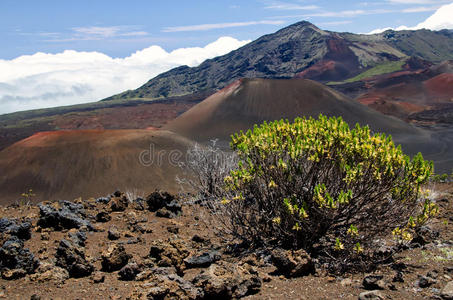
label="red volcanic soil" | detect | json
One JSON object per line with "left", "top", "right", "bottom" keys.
{"left": 0, "top": 99, "right": 199, "bottom": 153}
{"left": 52, "top": 101, "right": 196, "bottom": 130}
{"left": 424, "top": 73, "right": 453, "bottom": 99}
{"left": 295, "top": 37, "right": 360, "bottom": 82}
{"left": 295, "top": 60, "right": 350, "bottom": 82}
{"left": 0, "top": 129, "right": 194, "bottom": 205}
{"left": 353, "top": 71, "right": 453, "bottom": 121}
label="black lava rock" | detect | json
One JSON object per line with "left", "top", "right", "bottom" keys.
{"left": 37, "top": 201, "right": 93, "bottom": 231}
{"left": 184, "top": 251, "right": 221, "bottom": 269}
{"left": 0, "top": 236, "right": 39, "bottom": 276}
{"left": 55, "top": 239, "right": 94, "bottom": 278}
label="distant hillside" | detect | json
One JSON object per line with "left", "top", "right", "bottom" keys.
{"left": 106, "top": 21, "right": 453, "bottom": 101}
{"left": 0, "top": 129, "right": 194, "bottom": 203}
{"left": 330, "top": 60, "right": 453, "bottom": 123}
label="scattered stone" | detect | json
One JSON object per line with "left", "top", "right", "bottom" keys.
{"left": 0, "top": 218, "right": 32, "bottom": 240}
{"left": 418, "top": 275, "right": 437, "bottom": 288}
{"left": 96, "top": 197, "right": 111, "bottom": 204}
{"left": 101, "top": 244, "right": 132, "bottom": 272}
{"left": 358, "top": 290, "right": 384, "bottom": 300}
{"left": 140, "top": 273, "right": 203, "bottom": 300}
{"left": 192, "top": 262, "right": 262, "bottom": 298}
{"left": 95, "top": 211, "right": 111, "bottom": 223}
{"left": 156, "top": 207, "right": 174, "bottom": 218}
{"left": 184, "top": 251, "right": 221, "bottom": 269}
{"left": 363, "top": 275, "right": 386, "bottom": 290}
{"left": 166, "top": 200, "right": 182, "bottom": 214}
{"left": 30, "top": 294, "right": 41, "bottom": 300}
{"left": 146, "top": 191, "right": 175, "bottom": 211}
{"left": 270, "top": 248, "right": 314, "bottom": 277}
{"left": 40, "top": 233, "right": 50, "bottom": 241}
{"left": 441, "top": 281, "right": 453, "bottom": 300}
{"left": 1, "top": 268, "right": 26, "bottom": 280}
{"left": 37, "top": 201, "right": 93, "bottom": 231}
{"left": 130, "top": 223, "right": 151, "bottom": 234}
{"left": 149, "top": 239, "right": 190, "bottom": 274}
{"left": 191, "top": 235, "right": 206, "bottom": 243}
{"left": 445, "top": 267, "right": 453, "bottom": 274}
{"left": 30, "top": 265, "right": 69, "bottom": 283}
{"left": 68, "top": 231, "right": 87, "bottom": 247}
{"left": 55, "top": 239, "right": 94, "bottom": 278}
{"left": 127, "top": 237, "right": 142, "bottom": 245}
{"left": 108, "top": 226, "right": 121, "bottom": 241}
{"left": 110, "top": 191, "right": 129, "bottom": 212}
{"left": 135, "top": 269, "right": 153, "bottom": 281}
{"left": 167, "top": 225, "right": 179, "bottom": 234}
{"left": 92, "top": 272, "right": 105, "bottom": 283}
{"left": 0, "top": 236, "right": 39, "bottom": 276}
{"left": 118, "top": 262, "right": 142, "bottom": 281}
{"left": 131, "top": 197, "right": 146, "bottom": 211}
{"left": 146, "top": 191, "right": 182, "bottom": 218}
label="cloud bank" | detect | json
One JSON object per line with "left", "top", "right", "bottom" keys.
{"left": 0, "top": 37, "right": 250, "bottom": 115}
{"left": 369, "top": 2, "right": 453, "bottom": 33}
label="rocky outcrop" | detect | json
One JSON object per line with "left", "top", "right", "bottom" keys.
{"left": 0, "top": 236, "right": 39, "bottom": 279}
{"left": 118, "top": 262, "right": 143, "bottom": 281}
{"left": 149, "top": 239, "right": 190, "bottom": 274}
{"left": 0, "top": 218, "right": 32, "bottom": 240}
{"left": 270, "top": 248, "right": 314, "bottom": 278}
{"left": 55, "top": 237, "right": 94, "bottom": 278}
{"left": 146, "top": 191, "right": 182, "bottom": 218}
{"left": 110, "top": 190, "right": 129, "bottom": 212}
{"left": 192, "top": 261, "right": 262, "bottom": 299}
{"left": 37, "top": 201, "right": 93, "bottom": 230}
{"left": 101, "top": 244, "right": 132, "bottom": 272}
{"left": 184, "top": 251, "right": 221, "bottom": 269}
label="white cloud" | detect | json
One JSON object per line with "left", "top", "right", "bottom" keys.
{"left": 369, "top": 2, "right": 453, "bottom": 33}
{"left": 162, "top": 20, "right": 285, "bottom": 32}
{"left": 264, "top": 4, "right": 319, "bottom": 10}
{"left": 0, "top": 37, "right": 250, "bottom": 115}
{"left": 41, "top": 26, "right": 150, "bottom": 42}
{"left": 402, "top": 6, "right": 441, "bottom": 13}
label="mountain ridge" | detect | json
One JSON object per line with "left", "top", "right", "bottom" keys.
{"left": 105, "top": 21, "right": 453, "bottom": 101}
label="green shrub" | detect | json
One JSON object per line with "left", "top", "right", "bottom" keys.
{"left": 219, "top": 115, "right": 434, "bottom": 271}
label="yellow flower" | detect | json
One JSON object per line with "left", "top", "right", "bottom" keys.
{"left": 268, "top": 180, "right": 278, "bottom": 189}
{"left": 334, "top": 238, "right": 344, "bottom": 251}
{"left": 221, "top": 198, "right": 231, "bottom": 205}
{"left": 272, "top": 217, "right": 281, "bottom": 224}
{"left": 354, "top": 243, "right": 363, "bottom": 253}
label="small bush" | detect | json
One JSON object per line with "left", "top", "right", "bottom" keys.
{"left": 200, "top": 115, "right": 435, "bottom": 272}
{"left": 178, "top": 141, "right": 238, "bottom": 203}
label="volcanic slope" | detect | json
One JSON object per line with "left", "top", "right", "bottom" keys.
{"left": 331, "top": 60, "right": 453, "bottom": 123}
{"left": 0, "top": 129, "right": 193, "bottom": 204}
{"left": 164, "top": 78, "right": 453, "bottom": 172}
{"left": 107, "top": 21, "right": 453, "bottom": 101}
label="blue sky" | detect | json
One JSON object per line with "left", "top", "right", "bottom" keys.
{"left": 1, "top": 0, "right": 452, "bottom": 59}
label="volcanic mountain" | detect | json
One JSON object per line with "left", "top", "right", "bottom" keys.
{"left": 164, "top": 78, "right": 453, "bottom": 172}
{"left": 107, "top": 21, "right": 453, "bottom": 101}
{"left": 0, "top": 129, "right": 193, "bottom": 204}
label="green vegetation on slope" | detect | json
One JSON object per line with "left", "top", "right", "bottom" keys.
{"left": 328, "top": 58, "right": 407, "bottom": 85}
